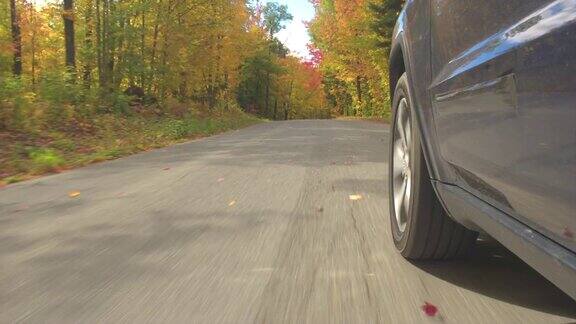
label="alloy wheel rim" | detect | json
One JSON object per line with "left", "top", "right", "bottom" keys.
{"left": 392, "top": 98, "right": 412, "bottom": 233}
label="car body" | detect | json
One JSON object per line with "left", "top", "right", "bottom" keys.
{"left": 388, "top": 0, "right": 576, "bottom": 299}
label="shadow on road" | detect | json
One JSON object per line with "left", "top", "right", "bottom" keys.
{"left": 412, "top": 238, "right": 576, "bottom": 318}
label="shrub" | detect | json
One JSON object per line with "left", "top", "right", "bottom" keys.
{"left": 0, "top": 76, "right": 32, "bottom": 131}
{"left": 28, "top": 148, "right": 64, "bottom": 173}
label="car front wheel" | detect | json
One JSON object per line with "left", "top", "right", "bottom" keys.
{"left": 389, "top": 73, "right": 478, "bottom": 260}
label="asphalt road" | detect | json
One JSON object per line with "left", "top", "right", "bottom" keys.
{"left": 1, "top": 120, "right": 575, "bottom": 323}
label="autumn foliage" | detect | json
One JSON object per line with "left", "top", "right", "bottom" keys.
{"left": 308, "top": 0, "right": 403, "bottom": 118}
{"left": 0, "top": 0, "right": 330, "bottom": 131}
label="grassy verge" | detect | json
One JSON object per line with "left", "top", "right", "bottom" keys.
{"left": 335, "top": 115, "right": 390, "bottom": 123}
{"left": 0, "top": 109, "right": 261, "bottom": 186}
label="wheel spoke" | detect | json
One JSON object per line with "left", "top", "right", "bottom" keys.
{"left": 404, "top": 115, "right": 412, "bottom": 153}
{"left": 392, "top": 97, "right": 412, "bottom": 233}
{"left": 394, "top": 178, "right": 407, "bottom": 218}
{"left": 403, "top": 176, "right": 411, "bottom": 215}
{"left": 397, "top": 101, "right": 408, "bottom": 151}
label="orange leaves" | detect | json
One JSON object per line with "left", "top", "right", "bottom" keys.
{"left": 68, "top": 191, "right": 81, "bottom": 198}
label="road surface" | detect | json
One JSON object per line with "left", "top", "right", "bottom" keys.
{"left": 1, "top": 120, "right": 574, "bottom": 323}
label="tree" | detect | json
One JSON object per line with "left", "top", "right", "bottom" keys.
{"left": 63, "top": 0, "right": 76, "bottom": 69}
{"left": 369, "top": 0, "right": 404, "bottom": 50}
{"left": 260, "top": 2, "right": 292, "bottom": 117}
{"left": 308, "top": 0, "right": 402, "bottom": 118}
{"left": 261, "top": 2, "right": 292, "bottom": 38}
{"left": 10, "top": 0, "right": 22, "bottom": 75}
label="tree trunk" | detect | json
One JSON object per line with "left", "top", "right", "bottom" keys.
{"left": 96, "top": 0, "right": 103, "bottom": 87}
{"left": 63, "top": 0, "right": 76, "bottom": 70}
{"left": 148, "top": 2, "right": 161, "bottom": 94}
{"left": 100, "top": 0, "right": 110, "bottom": 90}
{"left": 355, "top": 75, "right": 362, "bottom": 104}
{"left": 9, "top": 0, "right": 22, "bottom": 75}
{"left": 140, "top": 3, "right": 146, "bottom": 87}
{"left": 83, "top": 0, "right": 93, "bottom": 87}
{"left": 107, "top": 0, "right": 116, "bottom": 91}
{"left": 29, "top": 4, "right": 36, "bottom": 84}
{"left": 265, "top": 72, "right": 270, "bottom": 117}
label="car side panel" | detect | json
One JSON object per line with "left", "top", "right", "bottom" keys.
{"left": 429, "top": 0, "right": 576, "bottom": 251}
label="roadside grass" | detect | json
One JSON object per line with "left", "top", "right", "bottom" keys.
{"left": 0, "top": 109, "right": 261, "bottom": 186}
{"left": 335, "top": 115, "right": 390, "bottom": 123}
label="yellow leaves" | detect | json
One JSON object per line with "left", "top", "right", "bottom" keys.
{"left": 68, "top": 191, "right": 81, "bottom": 198}
{"left": 228, "top": 200, "right": 236, "bottom": 207}
{"left": 349, "top": 194, "right": 362, "bottom": 201}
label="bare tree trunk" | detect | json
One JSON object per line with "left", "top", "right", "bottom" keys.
{"left": 140, "top": 2, "right": 146, "bottom": 87}
{"left": 9, "top": 0, "right": 22, "bottom": 75}
{"left": 63, "top": 0, "right": 76, "bottom": 70}
{"left": 100, "top": 0, "right": 110, "bottom": 90}
{"left": 107, "top": 0, "right": 116, "bottom": 91}
{"left": 355, "top": 75, "right": 362, "bottom": 104}
{"left": 265, "top": 73, "right": 270, "bottom": 116}
{"left": 29, "top": 3, "right": 36, "bottom": 84}
{"left": 149, "top": 1, "right": 161, "bottom": 94}
{"left": 96, "top": 0, "right": 103, "bottom": 87}
{"left": 83, "top": 0, "right": 93, "bottom": 87}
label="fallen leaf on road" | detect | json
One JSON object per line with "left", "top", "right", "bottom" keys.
{"left": 163, "top": 167, "right": 171, "bottom": 171}
{"left": 564, "top": 227, "right": 574, "bottom": 239}
{"left": 68, "top": 191, "right": 81, "bottom": 198}
{"left": 422, "top": 302, "right": 438, "bottom": 317}
{"left": 228, "top": 200, "right": 236, "bottom": 207}
{"left": 349, "top": 194, "right": 362, "bottom": 201}
{"left": 14, "top": 205, "right": 29, "bottom": 212}
{"left": 217, "top": 178, "right": 225, "bottom": 182}
{"left": 317, "top": 207, "right": 324, "bottom": 212}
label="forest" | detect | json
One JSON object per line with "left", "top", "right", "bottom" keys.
{"left": 0, "top": 0, "right": 401, "bottom": 183}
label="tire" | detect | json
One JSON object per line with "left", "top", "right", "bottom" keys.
{"left": 389, "top": 73, "right": 477, "bottom": 260}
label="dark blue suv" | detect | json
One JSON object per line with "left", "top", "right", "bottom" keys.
{"left": 388, "top": 0, "right": 576, "bottom": 300}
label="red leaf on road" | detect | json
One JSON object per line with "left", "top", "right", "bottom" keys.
{"left": 563, "top": 227, "right": 574, "bottom": 239}
{"left": 163, "top": 167, "right": 171, "bottom": 171}
{"left": 422, "top": 302, "right": 438, "bottom": 317}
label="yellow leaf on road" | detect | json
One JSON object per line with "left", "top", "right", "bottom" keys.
{"left": 349, "top": 194, "right": 362, "bottom": 201}
{"left": 228, "top": 200, "right": 236, "bottom": 206}
{"left": 69, "top": 191, "right": 81, "bottom": 198}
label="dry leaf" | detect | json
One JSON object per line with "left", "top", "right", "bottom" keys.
{"left": 422, "top": 302, "right": 438, "bottom": 317}
{"left": 217, "top": 178, "right": 225, "bottom": 182}
{"left": 163, "top": 167, "right": 171, "bottom": 171}
{"left": 228, "top": 200, "right": 236, "bottom": 207}
{"left": 349, "top": 194, "right": 362, "bottom": 201}
{"left": 69, "top": 191, "right": 81, "bottom": 198}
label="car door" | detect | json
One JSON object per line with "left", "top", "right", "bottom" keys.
{"left": 429, "top": 0, "right": 576, "bottom": 251}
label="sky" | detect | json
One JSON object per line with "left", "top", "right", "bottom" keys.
{"left": 264, "top": 0, "right": 316, "bottom": 59}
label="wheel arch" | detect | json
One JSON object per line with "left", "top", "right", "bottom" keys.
{"left": 389, "top": 36, "right": 440, "bottom": 180}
